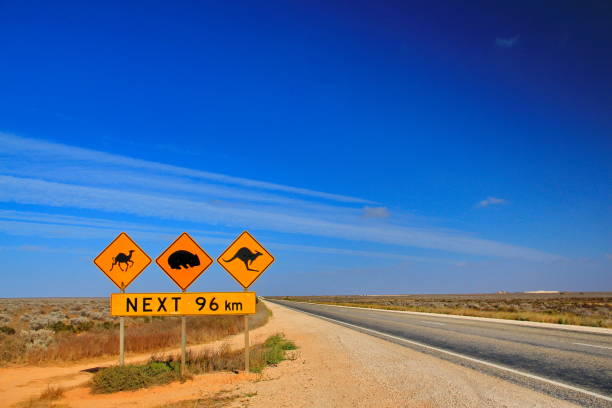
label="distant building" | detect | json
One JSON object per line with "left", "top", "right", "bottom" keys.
{"left": 524, "top": 290, "right": 560, "bottom": 294}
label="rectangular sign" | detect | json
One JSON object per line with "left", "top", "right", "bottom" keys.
{"left": 110, "top": 292, "right": 256, "bottom": 316}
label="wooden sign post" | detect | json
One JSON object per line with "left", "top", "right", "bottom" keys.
{"left": 217, "top": 231, "right": 275, "bottom": 372}
{"left": 181, "top": 291, "right": 187, "bottom": 375}
{"left": 156, "top": 233, "right": 214, "bottom": 375}
{"left": 93, "top": 233, "right": 151, "bottom": 366}
{"left": 244, "top": 288, "right": 250, "bottom": 372}
{"left": 119, "top": 289, "right": 125, "bottom": 366}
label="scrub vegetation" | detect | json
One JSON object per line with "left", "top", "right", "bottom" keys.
{"left": 91, "top": 333, "right": 297, "bottom": 393}
{"left": 0, "top": 297, "right": 271, "bottom": 365}
{"left": 14, "top": 385, "right": 66, "bottom": 408}
{"left": 273, "top": 292, "right": 612, "bottom": 328}
{"left": 155, "top": 390, "right": 242, "bottom": 408}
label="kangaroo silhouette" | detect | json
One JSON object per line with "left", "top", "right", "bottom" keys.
{"left": 223, "top": 247, "right": 262, "bottom": 272}
{"left": 110, "top": 250, "right": 134, "bottom": 272}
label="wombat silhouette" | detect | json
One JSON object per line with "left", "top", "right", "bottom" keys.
{"left": 110, "top": 250, "right": 134, "bottom": 272}
{"left": 168, "top": 250, "right": 201, "bottom": 269}
{"left": 223, "top": 247, "right": 262, "bottom": 272}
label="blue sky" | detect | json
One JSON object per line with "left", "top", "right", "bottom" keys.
{"left": 0, "top": 1, "right": 610, "bottom": 297}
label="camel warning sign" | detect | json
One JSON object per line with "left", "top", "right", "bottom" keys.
{"left": 156, "top": 233, "right": 213, "bottom": 291}
{"left": 93, "top": 232, "right": 151, "bottom": 290}
{"left": 217, "top": 231, "right": 274, "bottom": 289}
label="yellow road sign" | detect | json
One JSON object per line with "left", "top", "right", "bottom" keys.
{"left": 217, "top": 231, "right": 274, "bottom": 289}
{"left": 156, "top": 233, "right": 213, "bottom": 290}
{"left": 110, "top": 292, "right": 256, "bottom": 316}
{"left": 93, "top": 232, "right": 151, "bottom": 290}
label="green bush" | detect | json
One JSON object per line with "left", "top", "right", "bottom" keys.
{"left": 0, "top": 326, "right": 15, "bottom": 335}
{"left": 264, "top": 334, "right": 297, "bottom": 350}
{"left": 71, "top": 320, "right": 94, "bottom": 332}
{"left": 48, "top": 320, "right": 94, "bottom": 333}
{"left": 101, "top": 321, "right": 119, "bottom": 330}
{"left": 91, "top": 361, "right": 181, "bottom": 393}
{"left": 251, "top": 333, "right": 297, "bottom": 372}
{"left": 48, "top": 321, "right": 73, "bottom": 333}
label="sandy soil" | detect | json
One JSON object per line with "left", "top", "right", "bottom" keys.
{"left": 0, "top": 313, "right": 273, "bottom": 408}
{"left": 1, "top": 301, "right": 577, "bottom": 408}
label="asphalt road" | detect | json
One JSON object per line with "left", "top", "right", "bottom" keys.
{"left": 268, "top": 300, "right": 612, "bottom": 408}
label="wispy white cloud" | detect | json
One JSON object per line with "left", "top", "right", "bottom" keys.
{"left": 269, "top": 242, "right": 456, "bottom": 264}
{"left": 0, "top": 209, "right": 230, "bottom": 238}
{"left": 496, "top": 35, "right": 519, "bottom": 48}
{"left": 476, "top": 196, "right": 508, "bottom": 208}
{"left": 0, "top": 175, "right": 557, "bottom": 261}
{"left": 0, "top": 133, "right": 560, "bottom": 261}
{"left": 0, "top": 244, "right": 91, "bottom": 255}
{"left": 0, "top": 211, "right": 454, "bottom": 264}
{"left": 362, "top": 206, "right": 390, "bottom": 219}
{"left": 0, "top": 133, "right": 373, "bottom": 204}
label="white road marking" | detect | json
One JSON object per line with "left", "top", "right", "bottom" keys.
{"left": 279, "top": 303, "right": 612, "bottom": 403}
{"left": 573, "top": 342, "right": 612, "bottom": 350}
{"left": 420, "top": 320, "right": 445, "bottom": 326}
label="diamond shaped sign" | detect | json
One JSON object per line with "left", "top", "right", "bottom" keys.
{"left": 156, "top": 233, "right": 213, "bottom": 291}
{"left": 93, "top": 232, "right": 151, "bottom": 290}
{"left": 217, "top": 231, "right": 274, "bottom": 289}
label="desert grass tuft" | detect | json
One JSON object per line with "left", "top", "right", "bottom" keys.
{"left": 249, "top": 333, "right": 297, "bottom": 373}
{"left": 14, "top": 385, "right": 67, "bottom": 408}
{"left": 39, "top": 385, "right": 65, "bottom": 400}
{"left": 154, "top": 391, "right": 239, "bottom": 408}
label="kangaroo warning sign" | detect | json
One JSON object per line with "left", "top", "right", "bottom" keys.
{"left": 93, "top": 232, "right": 151, "bottom": 290}
{"left": 110, "top": 292, "right": 256, "bottom": 316}
{"left": 156, "top": 233, "right": 213, "bottom": 291}
{"left": 218, "top": 231, "right": 274, "bottom": 289}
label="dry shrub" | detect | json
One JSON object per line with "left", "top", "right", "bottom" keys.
{"left": 0, "top": 332, "right": 26, "bottom": 363}
{"left": 13, "top": 385, "right": 66, "bottom": 408}
{"left": 39, "top": 385, "right": 64, "bottom": 400}
{"left": 155, "top": 391, "right": 239, "bottom": 408}
{"left": 23, "top": 302, "right": 271, "bottom": 364}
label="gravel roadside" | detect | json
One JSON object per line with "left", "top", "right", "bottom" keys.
{"left": 232, "top": 301, "right": 578, "bottom": 408}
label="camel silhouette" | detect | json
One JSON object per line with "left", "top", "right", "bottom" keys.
{"left": 110, "top": 250, "right": 134, "bottom": 272}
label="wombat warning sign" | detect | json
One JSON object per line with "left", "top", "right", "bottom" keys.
{"left": 156, "top": 233, "right": 213, "bottom": 290}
